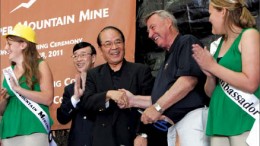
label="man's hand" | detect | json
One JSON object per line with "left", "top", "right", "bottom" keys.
{"left": 106, "top": 90, "right": 128, "bottom": 108}
{"left": 141, "top": 105, "right": 161, "bottom": 124}
{"left": 80, "top": 72, "right": 87, "bottom": 90}
{"left": 73, "top": 73, "right": 85, "bottom": 100}
{"left": 118, "top": 89, "right": 134, "bottom": 108}
{"left": 134, "top": 135, "right": 147, "bottom": 146}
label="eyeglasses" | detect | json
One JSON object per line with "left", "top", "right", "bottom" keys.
{"left": 71, "top": 53, "right": 92, "bottom": 60}
{"left": 101, "top": 39, "right": 123, "bottom": 48}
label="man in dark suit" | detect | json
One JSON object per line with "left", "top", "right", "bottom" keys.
{"left": 57, "top": 42, "right": 96, "bottom": 146}
{"left": 80, "top": 26, "right": 154, "bottom": 146}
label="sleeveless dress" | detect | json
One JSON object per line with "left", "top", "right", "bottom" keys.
{"left": 206, "top": 28, "right": 260, "bottom": 136}
{"left": 0, "top": 64, "right": 53, "bottom": 139}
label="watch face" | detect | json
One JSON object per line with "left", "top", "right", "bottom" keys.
{"left": 154, "top": 103, "right": 163, "bottom": 113}
{"left": 140, "top": 133, "right": 148, "bottom": 138}
{"left": 155, "top": 105, "right": 160, "bottom": 111}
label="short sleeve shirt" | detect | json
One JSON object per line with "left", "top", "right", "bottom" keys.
{"left": 151, "top": 34, "right": 208, "bottom": 123}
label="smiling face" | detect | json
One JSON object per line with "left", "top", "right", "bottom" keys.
{"left": 209, "top": 3, "right": 226, "bottom": 35}
{"left": 72, "top": 46, "right": 95, "bottom": 73}
{"left": 99, "top": 28, "right": 125, "bottom": 67}
{"left": 5, "top": 37, "right": 26, "bottom": 63}
{"left": 146, "top": 14, "right": 172, "bottom": 49}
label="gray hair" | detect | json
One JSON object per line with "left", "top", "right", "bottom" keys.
{"left": 143, "top": 10, "right": 178, "bottom": 30}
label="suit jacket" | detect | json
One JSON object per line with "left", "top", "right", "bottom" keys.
{"left": 57, "top": 83, "right": 94, "bottom": 146}
{"left": 81, "top": 60, "right": 154, "bottom": 146}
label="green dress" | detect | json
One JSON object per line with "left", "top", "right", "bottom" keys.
{"left": 206, "top": 28, "right": 260, "bottom": 136}
{"left": 0, "top": 65, "right": 53, "bottom": 139}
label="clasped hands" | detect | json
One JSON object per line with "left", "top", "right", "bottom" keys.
{"left": 106, "top": 89, "right": 131, "bottom": 108}
{"left": 110, "top": 89, "right": 164, "bottom": 125}
{"left": 192, "top": 44, "right": 216, "bottom": 77}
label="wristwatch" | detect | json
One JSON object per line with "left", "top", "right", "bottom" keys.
{"left": 153, "top": 103, "right": 163, "bottom": 114}
{"left": 139, "top": 133, "right": 148, "bottom": 138}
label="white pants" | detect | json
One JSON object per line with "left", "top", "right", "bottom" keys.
{"left": 2, "top": 133, "right": 48, "bottom": 146}
{"left": 210, "top": 131, "right": 250, "bottom": 146}
{"left": 167, "top": 107, "right": 209, "bottom": 146}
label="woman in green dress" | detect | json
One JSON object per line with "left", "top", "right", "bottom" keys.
{"left": 0, "top": 24, "right": 54, "bottom": 146}
{"left": 192, "top": 0, "right": 259, "bottom": 146}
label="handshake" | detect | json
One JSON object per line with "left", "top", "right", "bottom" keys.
{"left": 106, "top": 89, "right": 136, "bottom": 109}
{"left": 107, "top": 89, "right": 174, "bottom": 127}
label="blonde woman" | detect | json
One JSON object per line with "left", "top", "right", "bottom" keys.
{"left": 0, "top": 24, "right": 54, "bottom": 146}
{"left": 192, "top": 0, "right": 259, "bottom": 146}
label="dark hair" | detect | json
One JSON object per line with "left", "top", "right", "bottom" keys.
{"left": 73, "top": 41, "right": 96, "bottom": 55}
{"left": 97, "top": 26, "right": 125, "bottom": 47}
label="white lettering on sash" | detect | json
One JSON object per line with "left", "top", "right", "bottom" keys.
{"left": 219, "top": 79, "right": 259, "bottom": 146}
{"left": 3, "top": 67, "right": 56, "bottom": 146}
{"left": 219, "top": 79, "right": 260, "bottom": 117}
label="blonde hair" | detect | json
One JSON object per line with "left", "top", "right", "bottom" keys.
{"left": 210, "top": 0, "right": 256, "bottom": 30}
{"left": 7, "top": 36, "right": 41, "bottom": 89}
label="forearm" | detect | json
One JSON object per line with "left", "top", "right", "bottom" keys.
{"left": 81, "top": 92, "right": 107, "bottom": 112}
{"left": 209, "top": 63, "right": 259, "bottom": 93}
{"left": 57, "top": 107, "right": 73, "bottom": 124}
{"left": 156, "top": 76, "right": 197, "bottom": 111}
{"left": 106, "top": 90, "right": 115, "bottom": 101}
{"left": 14, "top": 87, "right": 53, "bottom": 106}
{"left": 204, "top": 76, "right": 216, "bottom": 97}
{"left": 131, "top": 95, "right": 152, "bottom": 109}
{"left": 57, "top": 95, "right": 76, "bottom": 124}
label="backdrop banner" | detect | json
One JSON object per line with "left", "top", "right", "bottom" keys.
{"left": 0, "top": 0, "right": 136, "bottom": 130}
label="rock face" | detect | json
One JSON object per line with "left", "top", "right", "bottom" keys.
{"left": 135, "top": 0, "right": 259, "bottom": 76}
